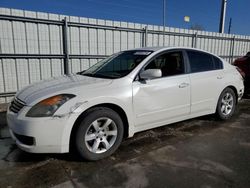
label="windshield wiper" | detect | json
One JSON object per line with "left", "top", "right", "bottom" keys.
{"left": 80, "top": 72, "right": 113, "bottom": 79}
{"left": 80, "top": 73, "right": 95, "bottom": 77}
{"left": 93, "top": 73, "right": 115, "bottom": 79}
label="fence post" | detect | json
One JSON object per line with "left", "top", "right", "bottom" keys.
{"left": 144, "top": 26, "right": 148, "bottom": 47}
{"left": 229, "top": 36, "right": 235, "bottom": 64}
{"left": 62, "top": 17, "right": 69, "bottom": 75}
{"left": 192, "top": 32, "right": 198, "bottom": 48}
{"left": 163, "top": 26, "right": 165, "bottom": 46}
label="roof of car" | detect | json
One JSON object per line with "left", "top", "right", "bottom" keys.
{"left": 132, "top": 46, "right": 166, "bottom": 51}
{"left": 125, "top": 46, "right": 226, "bottom": 63}
{"left": 129, "top": 46, "right": 222, "bottom": 57}
{"left": 131, "top": 46, "right": 203, "bottom": 52}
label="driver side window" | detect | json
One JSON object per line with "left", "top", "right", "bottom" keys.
{"left": 145, "top": 51, "right": 185, "bottom": 77}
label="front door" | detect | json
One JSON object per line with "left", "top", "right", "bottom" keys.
{"left": 132, "top": 50, "right": 191, "bottom": 129}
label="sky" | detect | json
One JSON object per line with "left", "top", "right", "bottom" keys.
{"left": 0, "top": 0, "right": 249, "bottom": 36}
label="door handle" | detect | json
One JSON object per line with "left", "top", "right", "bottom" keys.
{"left": 217, "top": 76, "right": 223, "bottom": 79}
{"left": 179, "top": 83, "right": 189, "bottom": 88}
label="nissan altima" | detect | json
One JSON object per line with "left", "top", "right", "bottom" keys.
{"left": 7, "top": 47, "right": 244, "bottom": 160}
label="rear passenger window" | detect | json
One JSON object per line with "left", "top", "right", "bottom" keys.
{"left": 187, "top": 51, "right": 214, "bottom": 73}
{"left": 213, "top": 57, "right": 223, "bottom": 70}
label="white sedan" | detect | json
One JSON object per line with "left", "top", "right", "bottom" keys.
{"left": 7, "top": 47, "right": 244, "bottom": 160}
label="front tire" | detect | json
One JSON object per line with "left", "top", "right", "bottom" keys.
{"left": 75, "top": 107, "right": 124, "bottom": 161}
{"left": 216, "top": 88, "right": 236, "bottom": 120}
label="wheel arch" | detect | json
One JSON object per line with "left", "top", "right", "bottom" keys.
{"left": 215, "top": 85, "right": 239, "bottom": 113}
{"left": 215, "top": 85, "right": 238, "bottom": 120}
{"left": 226, "top": 85, "right": 238, "bottom": 104}
{"left": 69, "top": 103, "right": 129, "bottom": 152}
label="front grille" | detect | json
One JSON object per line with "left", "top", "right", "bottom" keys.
{"left": 9, "top": 98, "right": 26, "bottom": 114}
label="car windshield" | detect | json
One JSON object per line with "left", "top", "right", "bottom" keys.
{"left": 78, "top": 50, "right": 152, "bottom": 79}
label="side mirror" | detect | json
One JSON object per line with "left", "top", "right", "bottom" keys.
{"left": 139, "top": 69, "right": 162, "bottom": 80}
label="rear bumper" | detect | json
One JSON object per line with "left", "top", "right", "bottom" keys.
{"left": 238, "top": 88, "right": 244, "bottom": 100}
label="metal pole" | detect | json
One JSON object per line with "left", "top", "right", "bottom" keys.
{"left": 192, "top": 32, "right": 198, "bottom": 48}
{"left": 163, "top": 0, "right": 166, "bottom": 46}
{"left": 230, "top": 36, "right": 235, "bottom": 63}
{"left": 219, "top": 0, "right": 227, "bottom": 33}
{"left": 163, "top": 0, "right": 166, "bottom": 27}
{"left": 62, "top": 17, "right": 69, "bottom": 75}
{"left": 192, "top": 33, "right": 195, "bottom": 48}
{"left": 144, "top": 26, "right": 148, "bottom": 47}
{"left": 228, "top": 17, "right": 232, "bottom": 34}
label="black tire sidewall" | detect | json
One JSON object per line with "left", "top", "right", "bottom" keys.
{"left": 216, "top": 88, "right": 236, "bottom": 120}
{"left": 75, "top": 107, "right": 124, "bottom": 161}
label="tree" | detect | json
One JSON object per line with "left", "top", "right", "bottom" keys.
{"left": 190, "top": 24, "right": 205, "bottom": 31}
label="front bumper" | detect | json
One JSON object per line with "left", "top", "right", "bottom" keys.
{"left": 7, "top": 108, "right": 74, "bottom": 153}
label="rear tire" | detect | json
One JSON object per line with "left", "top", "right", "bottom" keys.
{"left": 75, "top": 107, "right": 124, "bottom": 161}
{"left": 216, "top": 88, "right": 236, "bottom": 120}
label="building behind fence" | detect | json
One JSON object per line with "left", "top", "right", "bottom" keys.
{"left": 0, "top": 7, "right": 250, "bottom": 103}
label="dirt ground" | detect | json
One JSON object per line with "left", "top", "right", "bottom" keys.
{"left": 0, "top": 99, "right": 250, "bottom": 188}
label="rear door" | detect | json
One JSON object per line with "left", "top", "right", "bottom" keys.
{"left": 185, "top": 50, "right": 224, "bottom": 114}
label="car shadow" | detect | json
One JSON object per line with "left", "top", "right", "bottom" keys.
{"left": 243, "top": 93, "right": 250, "bottom": 99}
{"left": 0, "top": 115, "right": 234, "bottom": 163}
{"left": 1, "top": 98, "right": 250, "bottom": 163}
{"left": 0, "top": 112, "right": 7, "bottom": 128}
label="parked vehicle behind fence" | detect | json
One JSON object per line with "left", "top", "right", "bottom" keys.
{"left": 233, "top": 52, "right": 250, "bottom": 94}
{"left": 7, "top": 47, "right": 244, "bottom": 161}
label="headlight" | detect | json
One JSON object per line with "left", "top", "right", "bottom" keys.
{"left": 26, "top": 94, "right": 75, "bottom": 117}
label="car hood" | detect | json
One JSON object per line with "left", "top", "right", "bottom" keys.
{"left": 16, "top": 74, "right": 112, "bottom": 105}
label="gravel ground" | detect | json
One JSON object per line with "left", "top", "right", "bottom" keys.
{"left": 0, "top": 103, "right": 8, "bottom": 112}
{"left": 0, "top": 99, "right": 250, "bottom": 188}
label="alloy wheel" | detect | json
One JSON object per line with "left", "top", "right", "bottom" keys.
{"left": 84, "top": 117, "right": 118, "bottom": 154}
{"left": 221, "top": 92, "right": 234, "bottom": 116}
